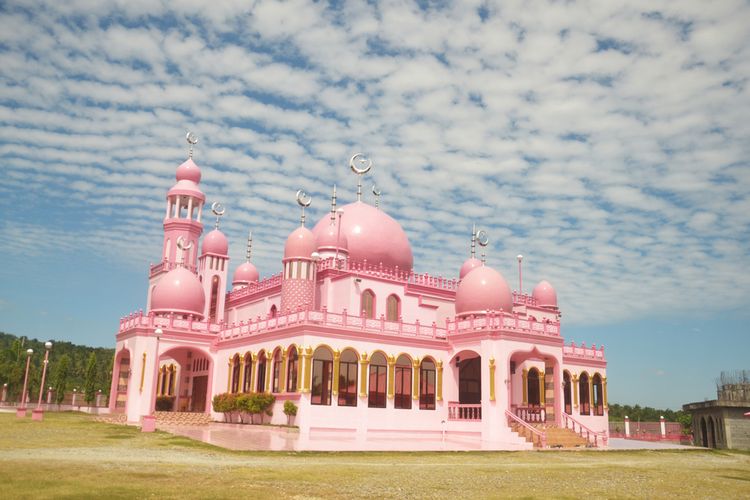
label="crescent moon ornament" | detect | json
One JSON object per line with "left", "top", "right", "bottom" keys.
{"left": 176, "top": 236, "right": 193, "bottom": 251}
{"left": 211, "top": 202, "right": 225, "bottom": 216}
{"left": 349, "top": 153, "right": 372, "bottom": 175}
{"left": 296, "top": 189, "right": 312, "bottom": 207}
{"left": 372, "top": 185, "right": 381, "bottom": 196}
{"left": 477, "top": 230, "right": 489, "bottom": 247}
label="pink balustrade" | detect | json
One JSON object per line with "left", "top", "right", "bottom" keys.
{"left": 506, "top": 410, "right": 546, "bottom": 448}
{"left": 446, "top": 313, "right": 560, "bottom": 337}
{"left": 447, "top": 402, "right": 482, "bottom": 421}
{"left": 562, "top": 412, "right": 607, "bottom": 447}
{"left": 149, "top": 260, "right": 197, "bottom": 278}
{"left": 515, "top": 405, "right": 546, "bottom": 423}
{"left": 562, "top": 341, "right": 605, "bottom": 361}
{"left": 512, "top": 292, "right": 538, "bottom": 306}
{"left": 315, "top": 256, "right": 459, "bottom": 291}
{"left": 118, "top": 310, "right": 222, "bottom": 334}
{"left": 225, "top": 272, "right": 283, "bottom": 303}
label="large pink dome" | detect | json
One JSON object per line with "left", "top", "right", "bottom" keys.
{"left": 459, "top": 257, "right": 483, "bottom": 279}
{"left": 455, "top": 266, "right": 513, "bottom": 316}
{"left": 316, "top": 222, "right": 348, "bottom": 252}
{"left": 311, "top": 201, "right": 413, "bottom": 271}
{"left": 532, "top": 280, "right": 558, "bottom": 309}
{"left": 202, "top": 229, "right": 228, "bottom": 255}
{"left": 176, "top": 158, "right": 201, "bottom": 183}
{"left": 233, "top": 261, "right": 259, "bottom": 285}
{"left": 151, "top": 267, "right": 205, "bottom": 318}
{"left": 284, "top": 226, "right": 317, "bottom": 260}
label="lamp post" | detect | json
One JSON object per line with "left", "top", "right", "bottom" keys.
{"left": 143, "top": 328, "right": 162, "bottom": 433}
{"left": 32, "top": 341, "right": 53, "bottom": 421}
{"left": 17, "top": 348, "right": 33, "bottom": 418}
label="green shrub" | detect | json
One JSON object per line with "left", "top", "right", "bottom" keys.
{"left": 283, "top": 401, "right": 298, "bottom": 425}
{"left": 212, "top": 392, "right": 236, "bottom": 422}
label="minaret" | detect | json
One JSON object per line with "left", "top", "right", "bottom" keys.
{"left": 199, "top": 202, "right": 229, "bottom": 323}
{"left": 147, "top": 132, "right": 205, "bottom": 310}
{"left": 280, "top": 190, "right": 318, "bottom": 313}
{"left": 160, "top": 132, "right": 205, "bottom": 271}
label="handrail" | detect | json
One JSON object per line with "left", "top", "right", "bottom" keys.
{"left": 562, "top": 411, "right": 607, "bottom": 447}
{"left": 506, "top": 409, "right": 546, "bottom": 448}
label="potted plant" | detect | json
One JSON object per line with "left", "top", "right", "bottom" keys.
{"left": 283, "top": 400, "right": 298, "bottom": 425}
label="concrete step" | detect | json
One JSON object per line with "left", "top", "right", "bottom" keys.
{"left": 510, "top": 423, "right": 591, "bottom": 448}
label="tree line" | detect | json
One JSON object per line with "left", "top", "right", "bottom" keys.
{"left": 608, "top": 402, "right": 692, "bottom": 429}
{"left": 0, "top": 332, "right": 114, "bottom": 404}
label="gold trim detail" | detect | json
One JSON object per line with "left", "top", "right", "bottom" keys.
{"left": 303, "top": 347, "right": 313, "bottom": 393}
{"left": 359, "top": 353, "right": 369, "bottom": 398}
{"left": 522, "top": 368, "right": 528, "bottom": 404}
{"left": 387, "top": 355, "right": 396, "bottom": 399}
{"left": 436, "top": 360, "right": 443, "bottom": 402}
{"left": 539, "top": 371, "right": 546, "bottom": 405}
{"left": 140, "top": 352, "right": 146, "bottom": 393}
{"left": 489, "top": 358, "right": 496, "bottom": 402}
{"left": 332, "top": 350, "right": 341, "bottom": 396}
{"left": 412, "top": 358, "right": 420, "bottom": 400}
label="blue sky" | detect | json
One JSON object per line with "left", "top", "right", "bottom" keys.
{"left": 0, "top": 1, "right": 748, "bottom": 410}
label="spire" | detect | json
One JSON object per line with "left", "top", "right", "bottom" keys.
{"left": 186, "top": 131, "right": 198, "bottom": 159}
{"left": 329, "top": 184, "right": 337, "bottom": 223}
{"left": 470, "top": 224, "right": 477, "bottom": 258}
{"left": 246, "top": 231, "right": 253, "bottom": 262}
{"left": 211, "top": 202, "right": 225, "bottom": 229}
{"left": 349, "top": 153, "right": 372, "bottom": 202}
{"left": 477, "top": 229, "right": 489, "bottom": 264}
{"left": 296, "top": 189, "right": 311, "bottom": 226}
{"left": 372, "top": 184, "right": 381, "bottom": 209}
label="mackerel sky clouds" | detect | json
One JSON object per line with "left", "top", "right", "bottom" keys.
{"left": 0, "top": 1, "right": 748, "bottom": 409}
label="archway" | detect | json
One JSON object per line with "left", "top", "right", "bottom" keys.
{"left": 156, "top": 346, "right": 213, "bottom": 413}
{"left": 109, "top": 347, "right": 131, "bottom": 412}
{"left": 563, "top": 371, "right": 572, "bottom": 414}
{"left": 452, "top": 350, "right": 481, "bottom": 404}
{"left": 708, "top": 417, "right": 716, "bottom": 448}
{"left": 527, "top": 368, "right": 541, "bottom": 406}
{"left": 508, "top": 348, "right": 561, "bottom": 424}
{"left": 700, "top": 417, "right": 708, "bottom": 447}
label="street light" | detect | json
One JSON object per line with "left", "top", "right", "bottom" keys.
{"left": 33, "top": 341, "right": 53, "bottom": 421}
{"left": 17, "top": 348, "right": 33, "bottom": 418}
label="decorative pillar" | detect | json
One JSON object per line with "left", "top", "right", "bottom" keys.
{"left": 603, "top": 377, "right": 608, "bottom": 409}
{"left": 359, "top": 353, "right": 369, "bottom": 397}
{"left": 303, "top": 347, "right": 313, "bottom": 393}
{"left": 387, "top": 355, "right": 396, "bottom": 399}
{"left": 279, "top": 353, "right": 287, "bottom": 393}
{"left": 238, "top": 358, "right": 246, "bottom": 392}
{"left": 436, "top": 360, "right": 443, "bottom": 402}
{"left": 522, "top": 368, "right": 528, "bottom": 404}
{"left": 489, "top": 358, "right": 496, "bottom": 402}
{"left": 296, "top": 351, "right": 304, "bottom": 392}
{"left": 265, "top": 355, "right": 272, "bottom": 392}
{"left": 332, "top": 350, "right": 341, "bottom": 396}
{"left": 572, "top": 375, "right": 579, "bottom": 408}
{"left": 226, "top": 357, "right": 232, "bottom": 392}
{"left": 539, "top": 371, "right": 545, "bottom": 405}
{"left": 249, "top": 354, "right": 256, "bottom": 393}
{"left": 589, "top": 377, "right": 594, "bottom": 410}
{"left": 412, "top": 358, "right": 420, "bottom": 400}
{"left": 139, "top": 353, "right": 147, "bottom": 393}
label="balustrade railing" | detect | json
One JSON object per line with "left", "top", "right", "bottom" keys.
{"left": 447, "top": 402, "right": 482, "bottom": 421}
{"left": 562, "top": 412, "right": 607, "bottom": 447}
{"left": 118, "top": 310, "right": 222, "bottom": 334}
{"left": 506, "top": 410, "right": 546, "bottom": 448}
{"left": 225, "top": 272, "right": 283, "bottom": 303}
{"left": 562, "top": 342, "right": 605, "bottom": 361}
{"left": 149, "top": 260, "right": 196, "bottom": 277}
{"left": 515, "top": 405, "right": 546, "bottom": 423}
{"left": 446, "top": 313, "right": 560, "bottom": 337}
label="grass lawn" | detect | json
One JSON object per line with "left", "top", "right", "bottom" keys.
{"left": 0, "top": 413, "right": 748, "bottom": 499}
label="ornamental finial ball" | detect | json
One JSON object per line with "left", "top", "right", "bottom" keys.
{"left": 517, "top": 254, "right": 523, "bottom": 261}
{"left": 45, "top": 341, "right": 52, "bottom": 350}
{"left": 26, "top": 348, "right": 33, "bottom": 355}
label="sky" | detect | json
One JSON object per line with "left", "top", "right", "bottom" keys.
{"left": 0, "top": 0, "right": 748, "bottom": 410}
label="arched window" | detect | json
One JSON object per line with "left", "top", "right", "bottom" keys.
{"left": 242, "top": 353, "right": 253, "bottom": 392}
{"left": 231, "top": 354, "right": 241, "bottom": 393}
{"left": 579, "top": 372, "right": 590, "bottom": 415}
{"left": 386, "top": 295, "right": 400, "bottom": 321}
{"left": 311, "top": 347, "right": 333, "bottom": 405}
{"left": 167, "top": 365, "right": 175, "bottom": 396}
{"left": 286, "top": 346, "right": 298, "bottom": 392}
{"left": 270, "top": 304, "right": 277, "bottom": 318}
{"left": 159, "top": 366, "right": 167, "bottom": 396}
{"left": 527, "top": 368, "right": 540, "bottom": 406}
{"left": 209, "top": 276, "right": 220, "bottom": 322}
{"left": 563, "top": 371, "right": 572, "bottom": 414}
{"left": 368, "top": 352, "right": 387, "bottom": 408}
{"left": 361, "top": 289, "right": 375, "bottom": 319}
{"left": 395, "top": 354, "right": 412, "bottom": 409}
{"left": 592, "top": 374, "right": 604, "bottom": 416}
{"left": 338, "top": 349, "right": 358, "bottom": 407}
{"left": 419, "top": 358, "right": 436, "bottom": 410}
{"left": 256, "top": 351, "right": 267, "bottom": 393}
{"left": 271, "top": 349, "right": 282, "bottom": 393}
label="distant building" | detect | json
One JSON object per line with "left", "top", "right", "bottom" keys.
{"left": 683, "top": 371, "right": 750, "bottom": 450}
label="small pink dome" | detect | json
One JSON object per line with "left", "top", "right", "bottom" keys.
{"left": 202, "top": 229, "right": 228, "bottom": 255}
{"left": 176, "top": 158, "right": 201, "bottom": 183}
{"left": 311, "top": 201, "right": 412, "bottom": 271}
{"left": 167, "top": 179, "right": 206, "bottom": 202}
{"left": 532, "top": 280, "right": 558, "bottom": 309}
{"left": 316, "top": 222, "right": 349, "bottom": 252}
{"left": 459, "top": 257, "right": 483, "bottom": 279}
{"left": 233, "top": 261, "right": 259, "bottom": 285}
{"left": 284, "top": 226, "right": 317, "bottom": 260}
{"left": 151, "top": 267, "right": 205, "bottom": 318}
{"left": 455, "top": 266, "right": 513, "bottom": 316}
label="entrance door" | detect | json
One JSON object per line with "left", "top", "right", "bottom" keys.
{"left": 191, "top": 375, "right": 208, "bottom": 412}
{"left": 458, "top": 357, "right": 481, "bottom": 404}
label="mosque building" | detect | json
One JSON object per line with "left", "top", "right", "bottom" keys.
{"left": 109, "top": 137, "right": 609, "bottom": 449}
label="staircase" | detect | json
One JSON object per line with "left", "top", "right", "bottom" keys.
{"left": 154, "top": 411, "right": 212, "bottom": 426}
{"left": 510, "top": 422, "right": 590, "bottom": 449}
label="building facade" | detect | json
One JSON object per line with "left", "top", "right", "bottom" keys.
{"left": 109, "top": 147, "right": 609, "bottom": 450}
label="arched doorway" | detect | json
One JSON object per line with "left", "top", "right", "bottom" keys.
{"left": 700, "top": 417, "right": 708, "bottom": 447}
{"left": 508, "top": 348, "right": 561, "bottom": 425}
{"left": 109, "top": 347, "right": 131, "bottom": 412}
{"left": 563, "top": 371, "right": 572, "bottom": 414}
{"left": 456, "top": 351, "right": 481, "bottom": 404}
{"left": 709, "top": 417, "right": 716, "bottom": 448}
{"left": 156, "top": 347, "right": 213, "bottom": 413}
{"left": 527, "top": 368, "right": 541, "bottom": 406}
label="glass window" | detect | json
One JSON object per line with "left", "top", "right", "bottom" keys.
{"left": 579, "top": 373, "right": 590, "bottom": 415}
{"left": 256, "top": 352, "right": 267, "bottom": 393}
{"left": 361, "top": 290, "right": 375, "bottom": 319}
{"left": 242, "top": 354, "right": 252, "bottom": 392}
{"left": 311, "top": 347, "right": 333, "bottom": 405}
{"left": 527, "top": 368, "right": 540, "bottom": 406}
{"left": 286, "top": 347, "right": 298, "bottom": 392}
{"left": 338, "top": 349, "right": 358, "bottom": 407}
{"left": 592, "top": 374, "right": 603, "bottom": 416}
{"left": 272, "top": 349, "right": 282, "bottom": 393}
{"left": 395, "top": 354, "right": 412, "bottom": 409}
{"left": 368, "top": 352, "right": 387, "bottom": 408}
{"left": 419, "top": 359, "right": 436, "bottom": 410}
{"left": 231, "top": 354, "right": 241, "bottom": 393}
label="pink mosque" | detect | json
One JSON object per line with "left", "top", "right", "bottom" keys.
{"left": 109, "top": 142, "right": 609, "bottom": 450}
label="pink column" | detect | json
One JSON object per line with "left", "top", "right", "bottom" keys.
{"left": 660, "top": 416, "right": 666, "bottom": 439}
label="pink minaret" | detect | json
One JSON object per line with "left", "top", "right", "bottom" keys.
{"left": 199, "top": 203, "right": 229, "bottom": 323}
{"left": 147, "top": 133, "right": 205, "bottom": 310}
{"left": 280, "top": 191, "right": 318, "bottom": 313}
